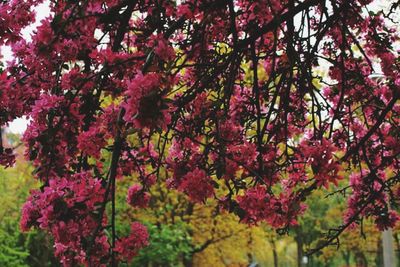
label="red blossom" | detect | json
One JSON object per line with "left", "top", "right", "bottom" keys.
{"left": 114, "top": 222, "right": 149, "bottom": 262}
{"left": 127, "top": 184, "right": 151, "bottom": 208}
{"left": 178, "top": 168, "right": 215, "bottom": 203}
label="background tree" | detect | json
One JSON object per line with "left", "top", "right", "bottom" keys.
{"left": 0, "top": 132, "right": 59, "bottom": 267}
{"left": 118, "top": 170, "right": 278, "bottom": 267}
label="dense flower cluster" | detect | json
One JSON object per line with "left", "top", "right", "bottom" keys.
{"left": 0, "top": 0, "right": 399, "bottom": 265}
{"left": 20, "top": 172, "right": 108, "bottom": 266}
{"left": 299, "top": 139, "right": 342, "bottom": 188}
{"left": 237, "top": 186, "right": 307, "bottom": 228}
{"left": 114, "top": 222, "right": 149, "bottom": 262}
{"left": 178, "top": 168, "right": 215, "bottom": 203}
{"left": 346, "top": 170, "right": 400, "bottom": 231}
{"left": 123, "top": 72, "right": 172, "bottom": 130}
{"left": 127, "top": 184, "right": 151, "bottom": 208}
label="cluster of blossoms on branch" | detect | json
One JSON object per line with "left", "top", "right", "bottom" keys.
{"left": 0, "top": 0, "right": 400, "bottom": 265}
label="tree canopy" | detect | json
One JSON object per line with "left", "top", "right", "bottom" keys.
{"left": 0, "top": 0, "right": 399, "bottom": 266}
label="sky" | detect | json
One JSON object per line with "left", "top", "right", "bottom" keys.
{"left": 1, "top": 1, "right": 399, "bottom": 134}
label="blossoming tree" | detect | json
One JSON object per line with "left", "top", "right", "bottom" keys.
{"left": 0, "top": 0, "right": 399, "bottom": 266}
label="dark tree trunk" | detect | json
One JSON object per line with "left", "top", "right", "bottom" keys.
{"left": 296, "top": 236, "right": 304, "bottom": 267}
{"left": 183, "top": 256, "right": 193, "bottom": 267}
{"left": 376, "top": 236, "right": 383, "bottom": 267}
{"left": 342, "top": 251, "right": 351, "bottom": 267}
{"left": 271, "top": 239, "right": 278, "bottom": 267}
{"left": 355, "top": 251, "right": 368, "bottom": 267}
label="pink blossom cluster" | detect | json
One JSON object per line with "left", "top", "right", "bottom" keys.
{"left": 178, "top": 167, "right": 215, "bottom": 203}
{"left": 299, "top": 139, "right": 342, "bottom": 189}
{"left": 20, "top": 172, "right": 108, "bottom": 266}
{"left": 114, "top": 222, "right": 149, "bottom": 262}
{"left": 127, "top": 184, "right": 151, "bottom": 208}
{"left": 346, "top": 171, "right": 400, "bottom": 231}
{"left": 123, "top": 72, "right": 172, "bottom": 130}
{"left": 237, "top": 186, "right": 307, "bottom": 228}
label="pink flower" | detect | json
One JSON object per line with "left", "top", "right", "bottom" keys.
{"left": 375, "top": 210, "right": 400, "bottom": 231}
{"left": 123, "top": 72, "right": 171, "bottom": 130}
{"left": 77, "top": 126, "right": 106, "bottom": 159}
{"left": 151, "top": 34, "right": 175, "bottom": 61}
{"left": 178, "top": 168, "right": 214, "bottom": 203}
{"left": 127, "top": 184, "right": 151, "bottom": 208}
{"left": 115, "top": 222, "right": 149, "bottom": 262}
{"left": 237, "top": 186, "right": 270, "bottom": 224}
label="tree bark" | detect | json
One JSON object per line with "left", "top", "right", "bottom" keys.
{"left": 355, "top": 251, "right": 368, "bottom": 267}
{"left": 296, "top": 236, "right": 304, "bottom": 267}
{"left": 183, "top": 256, "right": 193, "bottom": 267}
{"left": 271, "top": 239, "right": 279, "bottom": 267}
{"left": 342, "top": 251, "right": 351, "bottom": 267}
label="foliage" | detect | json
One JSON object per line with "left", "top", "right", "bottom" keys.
{"left": 0, "top": 152, "right": 59, "bottom": 267}
{"left": 132, "top": 223, "right": 193, "bottom": 267}
{"left": 0, "top": 216, "right": 28, "bottom": 267}
{"left": 117, "top": 170, "right": 281, "bottom": 266}
{"left": 0, "top": 157, "right": 32, "bottom": 267}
